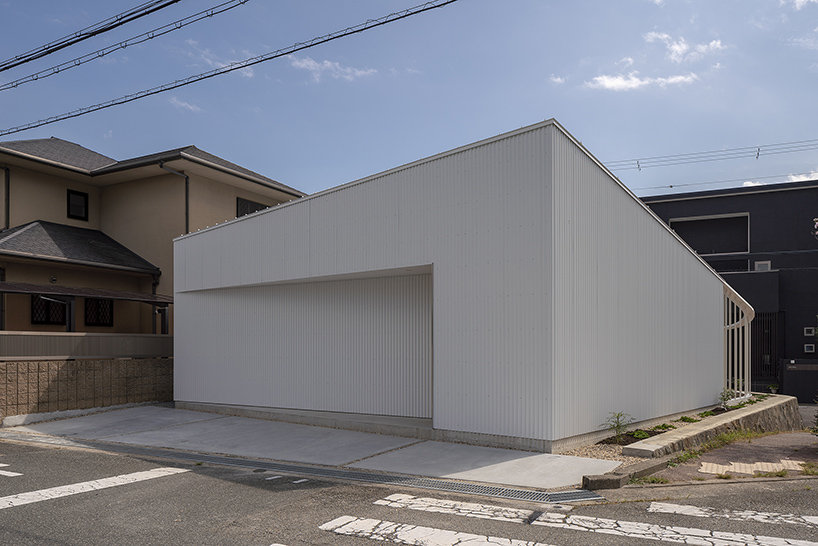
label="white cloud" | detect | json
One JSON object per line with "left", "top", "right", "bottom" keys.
{"left": 788, "top": 169, "right": 818, "bottom": 181}
{"left": 790, "top": 36, "right": 818, "bottom": 50}
{"left": 649, "top": 0, "right": 664, "bottom": 4}
{"left": 169, "top": 97, "right": 201, "bottom": 113}
{"left": 644, "top": 32, "right": 725, "bottom": 63}
{"left": 618, "top": 57, "right": 635, "bottom": 68}
{"left": 103, "top": 130, "right": 113, "bottom": 139}
{"left": 288, "top": 55, "right": 376, "bottom": 82}
{"left": 184, "top": 40, "right": 253, "bottom": 78}
{"left": 549, "top": 74, "right": 565, "bottom": 84}
{"left": 789, "top": 0, "right": 818, "bottom": 10}
{"left": 584, "top": 71, "right": 698, "bottom": 91}
{"left": 743, "top": 181, "right": 765, "bottom": 187}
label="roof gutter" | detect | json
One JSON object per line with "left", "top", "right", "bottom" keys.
{"left": 160, "top": 161, "right": 189, "bottom": 234}
{"left": 178, "top": 151, "right": 306, "bottom": 198}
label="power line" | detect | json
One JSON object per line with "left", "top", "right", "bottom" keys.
{"left": 0, "top": 0, "right": 182, "bottom": 74}
{"left": 0, "top": 0, "right": 251, "bottom": 92}
{"left": 607, "top": 138, "right": 818, "bottom": 171}
{"left": 632, "top": 171, "right": 818, "bottom": 193}
{"left": 0, "top": 0, "right": 459, "bottom": 138}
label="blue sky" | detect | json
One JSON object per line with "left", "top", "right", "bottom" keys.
{"left": 1, "top": 0, "right": 817, "bottom": 196}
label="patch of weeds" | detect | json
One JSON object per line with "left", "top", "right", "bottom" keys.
{"left": 652, "top": 423, "right": 675, "bottom": 431}
{"left": 630, "top": 476, "right": 669, "bottom": 485}
{"left": 800, "top": 462, "right": 818, "bottom": 476}
{"left": 754, "top": 469, "right": 788, "bottom": 478}
{"left": 632, "top": 430, "right": 651, "bottom": 439}
{"left": 716, "top": 473, "right": 733, "bottom": 479}
{"left": 719, "top": 388, "right": 736, "bottom": 409}
{"left": 700, "top": 430, "right": 768, "bottom": 451}
{"left": 667, "top": 449, "right": 701, "bottom": 467}
{"left": 600, "top": 411, "right": 635, "bottom": 445}
{"left": 698, "top": 410, "right": 715, "bottom": 418}
{"left": 756, "top": 393, "right": 771, "bottom": 401}
{"left": 675, "top": 415, "right": 701, "bottom": 423}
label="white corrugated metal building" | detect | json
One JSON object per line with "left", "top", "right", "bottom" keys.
{"left": 173, "top": 119, "right": 752, "bottom": 452}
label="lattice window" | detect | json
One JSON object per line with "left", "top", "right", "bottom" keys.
{"left": 31, "top": 296, "right": 66, "bottom": 325}
{"left": 85, "top": 298, "right": 114, "bottom": 327}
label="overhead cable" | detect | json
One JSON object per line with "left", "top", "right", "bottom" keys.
{"left": 0, "top": 0, "right": 459, "bottom": 137}
{"left": 0, "top": 0, "right": 251, "bottom": 92}
{"left": 607, "top": 138, "right": 818, "bottom": 171}
{"left": 633, "top": 171, "right": 818, "bottom": 193}
{"left": 0, "top": 0, "right": 182, "bottom": 74}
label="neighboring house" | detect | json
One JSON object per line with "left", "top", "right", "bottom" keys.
{"left": 0, "top": 138, "right": 304, "bottom": 421}
{"left": 643, "top": 180, "right": 818, "bottom": 403}
{"left": 173, "top": 120, "right": 752, "bottom": 452}
{"left": 0, "top": 137, "right": 305, "bottom": 336}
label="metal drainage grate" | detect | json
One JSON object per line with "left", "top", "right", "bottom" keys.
{"left": 0, "top": 431, "right": 604, "bottom": 504}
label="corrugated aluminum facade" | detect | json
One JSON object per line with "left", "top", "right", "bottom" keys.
{"left": 175, "top": 275, "right": 432, "bottom": 417}
{"left": 548, "top": 128, "right": 724, "bottom": 440}
{"left": 175, "top": 120, "right": 729, "bottom": 444}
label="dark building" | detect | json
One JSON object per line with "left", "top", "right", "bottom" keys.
{"left": 643, "top": 179, "right": 818, "bottom": 403}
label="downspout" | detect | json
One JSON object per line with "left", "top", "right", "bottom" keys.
{"left": 159, "top": 161, "right": 189, "bottom": 234}
{"left": 151, "top": 275, "right": 159, "bottom": 335}
{"left": 2, "top": 165, "right": 9, "bottom": 230}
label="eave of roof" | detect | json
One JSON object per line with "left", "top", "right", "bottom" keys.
{"left": 0, "top": 281, "right": 172, "bottom": 304}
{"left": 641, "top": 178, "right": 818, "bottom": 203}
{"left": 0, "top": 221, "right": 160, "bottom": 275}
{"left": 0, "top": 138, "right": 306, "bottom": 198}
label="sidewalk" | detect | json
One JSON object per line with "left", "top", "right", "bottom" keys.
{"left": 0, "top": 405, "right": 619, "bottom": 491}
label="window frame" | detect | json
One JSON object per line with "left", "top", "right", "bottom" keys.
{"left": 84, "top": 297, "right": 114, "bottom": 327}
{"left": 31, "top": 295, "right": 67, "bottom": 325}
{"left": 67, "top": 189, "right": 89, "bottom": 221}
{"left": 668, "top": 212, "right": 750, "bottom": 256}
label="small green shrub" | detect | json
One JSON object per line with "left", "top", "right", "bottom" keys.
{"left": 675, "top": 415, "right": 701, "bottom": 423}
{"left": 651, "top": 423, "right": 675, "bottom": 431}
{"left": 631, "top": 429, "right": 650, "bottom": 439}
{"left": 698, "top": 410, "right": 715, "bottom": 417}
{"left": 718, "top": 388, "right": 736, "bottom": 409}
{"left": 601, "top": 411, "right": 635, "bottom": 444}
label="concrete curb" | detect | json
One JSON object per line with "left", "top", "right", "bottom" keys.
{"left": 582, "top": 395, "right": 804, "bottom": 490}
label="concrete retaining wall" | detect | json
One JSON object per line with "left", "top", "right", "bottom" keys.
{"left": 0, "top": 358, "right": 173, "bottom": 420}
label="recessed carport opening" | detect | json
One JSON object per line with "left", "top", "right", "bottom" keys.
{"left": 177, "top": 266, "right": 433, "bottom": 422}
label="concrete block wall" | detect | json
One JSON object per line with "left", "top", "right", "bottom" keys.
{"left": 0, "top": 358, "right": 173, "bottom": 419}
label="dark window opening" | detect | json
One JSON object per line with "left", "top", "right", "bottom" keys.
{"left": 67, "top": 189, "right": 89, "bottom": 221}
{"left": 31, "top": 295, "right": 66, "bottom": 325}
{"left": 237, "top": 197, "right": 268, "bottom": 218}
{"left": 85, "top": 298, "right": 114, "bottom": 327}
{"left": 670, "top": 214, "right": 749, "bottom": 255}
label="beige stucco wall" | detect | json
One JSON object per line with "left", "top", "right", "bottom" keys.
{"left": 0, "top": 260, "right": 150, "bottom": 333}
{"left": 2, "top": 165, "right": 101, "bottom": 229}
{"left": 1, "top": 159, "right": 296, "bottom": 335}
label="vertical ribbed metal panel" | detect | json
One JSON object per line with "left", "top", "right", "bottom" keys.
{"left": 174, "top": 274, "right": 432, "bottom": 417}
{"left": 175, "top": 120, "right": 728, "bottom": 444}
{"left": 548, "top": 128, "right": 724, "bottom": 440}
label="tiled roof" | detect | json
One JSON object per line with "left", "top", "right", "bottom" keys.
{"left": 0, "top": 221, "right": 160, "bottom": 275}
{"left": 0, "top": 137, "right": 116, "bottom": 171}
{"left": 0, "top": 137, "right": 306, "bottom": 197}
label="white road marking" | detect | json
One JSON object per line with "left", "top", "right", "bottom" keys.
{"left": 321, "top": 515, "right": 557, "bottom": 546}
{"left": 373, "top": 494, "right": 818, "bottom": 546}
{"left": 700, "top": 459, "right": 805, "bottom": 475}
{"left": 374, "top": 493, "right": 571, "bottom": 524}
{"left": 265, "top": 476, "right": 283, "bottom": 480}
{"left": 0, "top": 467, "right": 189, "bottom": 509}
{"left": 534, "top": 512, "right": 818, "bottom": 546}
{"left": 649, "top": 502, "right": 818, "bottom": 528}
{"left": 292, "top": 479, "right": 308, "bottom": 484}
{"left": 0, "top": 470, "right": 23, "bottom": 477}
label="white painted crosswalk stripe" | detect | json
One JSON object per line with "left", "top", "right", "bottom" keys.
{"left": 0, "top": 463, "right": 21, "bottom": 477}
{"left": 649, "top": 502, "right": 818, "bottom": 528}
{"left": 364, "top": 494, "right": 818, "bottom": 546}
{"left": 0, "top": 467, "right": 189, "bottom": 510}
{"left": 321, "top": 515, "right": 557, "bottom": 546}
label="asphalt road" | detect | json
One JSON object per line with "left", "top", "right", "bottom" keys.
{"left": 1, "top": 437, "right": 817, "bottom": 546}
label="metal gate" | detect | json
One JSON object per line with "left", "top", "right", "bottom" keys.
{"left": 750, "top": 311, "right": 779, "bottom": 390}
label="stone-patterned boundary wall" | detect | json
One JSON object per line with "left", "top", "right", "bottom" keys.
{"left": 0, "top": 358, "right": 173, "bottom": 420}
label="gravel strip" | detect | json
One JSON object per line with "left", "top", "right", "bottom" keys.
{"left": 563, "top": 444, "right": 645, "bottom": 466}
